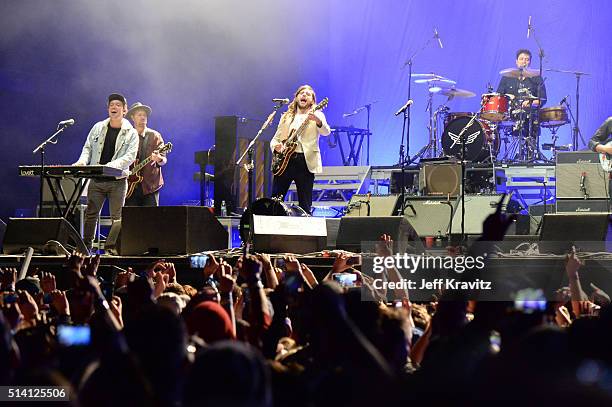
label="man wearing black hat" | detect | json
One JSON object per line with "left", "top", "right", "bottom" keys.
{"left": 124, "top": 102, "right": 167, "bottom": 206}
{"left": 73, "top": 93, "right": 139, "bottom": 250}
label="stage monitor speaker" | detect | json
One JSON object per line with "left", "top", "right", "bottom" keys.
{"left": 450, "top": 194, "right": 509, "bottom": 235}
{"left": 556, "top": 152, "right": 608, "bottom": 199}
{"left": 539, "top": 213, "right": 609, "bottom": 253}
{"left": 402, "top": 196, "right": 456, "bottom": 237}
{"left": 345, "top": 194, "right": 401, "bottom": 217}
{"left": 2, "top": 217, "right": 88, "bottom": 255}
{"left": 325, "top": 218, "right": 341, "bottom": 249}
{"left": 419, "top": 162, "right": 461, "bottom": 196}
{"left": 105, "top": 220, "right": 122, "bottom": 255}
{"left": 336, "top": 216, "right": 418, "bottom": 253}
{"left": 251, "top": 215, "right": 327, "bottom": 254}
{"left": 121, "top": 206, "right": 228, "bottom": 255}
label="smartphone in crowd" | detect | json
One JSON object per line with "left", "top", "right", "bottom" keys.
{"left": 57, "top": 325, "right": 91, "bottom": 347}
{"left": 345, "top": 255, "right": 362, "bottom": 267}
{"left": 190, "top": 254, "right": 209, "bottom": 269}
{"left": 332, "top": 272, "right": 358, "bottom": 288}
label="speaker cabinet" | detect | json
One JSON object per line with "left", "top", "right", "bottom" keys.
{"left": 2, "top": 217, "right": 88, "bottom": 255}
{"left": 539, "top": 213, "right": 609, "bottom": 253}
{"left": 336, "top": 216, "right": 417, "bottom": 253}
{"left": 419, "top": 162, "right": 461, "bottom": 196}
{"left": 251, "top": 215, "right": 327, "bottom": 254}
{"left": 345, "top": 194, "right": 401, "bottom": 217}
{"left": 450, "top": 194, "right": 509, "bottom": 235}
{"left": 121, "top": 206, "right": 228, "bottom": 255}
{"left": 402, "top": 196, "right": 456, "bottom": 237}
{"left": 556, "top": 152, "right": 608, "bottom": 199}
{"left": 214, "top": 116, "right": 273, "bottom": 214}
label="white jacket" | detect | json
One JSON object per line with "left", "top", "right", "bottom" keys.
{"left": 270, "top": 111, "right": 331, "bottom": 174}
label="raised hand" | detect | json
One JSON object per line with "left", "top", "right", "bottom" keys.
{"left": 50, "top": 290, "right": 69, "bottom": 316}
{"left": 376, "top": 234, "right": 393, "bottom": 257}
{"left": 66, "top": 251, "right": 86, "bottom": 273}
{"left": 40, "top": 272, "right": 57, "bottom": 294}
{"left": 153, "top": 272, "right": 169, "bottom": 298}
{"left": 480, "top": 193, "right": 515, "bottom": 241}
{"left": 0, "top": 267, "right": 17, "bottom": 291}
{"left": 203, "top": 254, "right": 220, "bottom": 280}
{"left": 218, "top": 264, "right": 236, "bottom": 295}
{"left": 83, "top": 254, "right": 101, "bottom": 277}
{"left": 331, "top": 252, "right": 351, "bottom": 274}
{"left": 17, "top": 290, "right": 39, "bottom": 322}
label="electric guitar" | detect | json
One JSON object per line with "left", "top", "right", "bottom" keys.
{"left": 271, "top": 98, "right": 328, "bottom": 176}
{"left": 599, "top": 140, "right": 612, "bottom": 172}
{"left": 126, "top": 142, "right": 173, "bottom": 199}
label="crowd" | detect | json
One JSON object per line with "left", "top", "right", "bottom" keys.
{"left": 1, "top": 207, "right": 612, "bottom": 406}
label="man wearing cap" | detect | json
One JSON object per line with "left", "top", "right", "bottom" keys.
{"left": 124, "top": 102, "right": 167, "bottom": 206}
{"left": 73, "top": 93, "right": 139, "bottom": 250}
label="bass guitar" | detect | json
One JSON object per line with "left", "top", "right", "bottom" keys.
{"left": 271, "top": 98, "right": 328, "bottom": 176}
{"left": 126, "top": 142, "right": 173, "bottom": 199}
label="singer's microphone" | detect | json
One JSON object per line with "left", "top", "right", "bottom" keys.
{"left": 58, "top": 118, "right": 75, "bottom": 126}
{"left": 394, "top": 99, "right": 413, "bottom": 116}
{"left": 580, "top": 172, "right": 586, "bottom": 189}
{"left": 434, "top": 28, "right": 443, "bottom": 49}
{"left": 559, "top": 95, "right": 569, "bottom": 105}
{"left": 527, "top": 16, "right": 532, "bottom": 38}
{"left": 272, "top": 98, "right": 290, "bottom": 105}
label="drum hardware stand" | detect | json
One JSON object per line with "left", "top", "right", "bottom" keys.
{"left": 398, "top": 31, "right": 441, "bottom": 215}
{"left": 237, "top": 104, "right": 281, "bottom": 243}
{"left": 527, "top": 17, "right": 550, "bottom": 163}
{"left": 560, "top": 97, "right": 587, "bottom": 149}
{"left": 33, "top": 121, "right": 74, "bottom": 218}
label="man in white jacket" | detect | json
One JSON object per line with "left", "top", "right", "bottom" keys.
{"left": 73, "top": 93, "right": 138, "bottom": 250}
{"left": 270, "top": 85, "right": 330, "bottom": 214}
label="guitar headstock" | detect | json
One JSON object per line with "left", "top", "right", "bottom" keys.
{"left": 313, "top": 97, "right": 329, "bottom": 112}
{"left": 159, "top": 142, "right": 173, "bottom": 154}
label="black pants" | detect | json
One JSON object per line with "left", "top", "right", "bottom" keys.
{"left": 124, "top": 184, "right": 159, "bottom": 207}
{"left": 272, "top": 153, "right": 314, "bottom": 214}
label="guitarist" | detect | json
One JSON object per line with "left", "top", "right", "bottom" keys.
{"left": 270, "top": 85, "right": 331, "bottom": 214}
{"left": 125, "top": 102, "right": 167, "bottom": 206}
{"left": 589, "top": 117, "right": 612, "bottom": 154}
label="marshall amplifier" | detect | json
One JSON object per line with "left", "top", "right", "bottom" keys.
{"left": 556, "top": 151, "right": 609, "bottom": 199}
{"left": 556, "top": 199, "right": 610, "bottom": 213}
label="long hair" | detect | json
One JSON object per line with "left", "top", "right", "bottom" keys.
{"left": 282, "top": 84, "right": 317, "bottom": 125}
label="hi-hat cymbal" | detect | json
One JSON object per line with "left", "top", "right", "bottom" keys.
{"left": 430, "top": 87, "right": 476, "bottom": 98}
{"left": 411, "top": 73, "right": 456, "bottom": 85}
{"left": 499, "top": 67, "right": 540, "bottom": 78}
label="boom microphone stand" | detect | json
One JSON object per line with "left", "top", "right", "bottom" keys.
{"left": 33, "top": 122, "right": 73, "bottom": 217}
{"left": 398, "top": 30, "right": 440, "bottom": 215}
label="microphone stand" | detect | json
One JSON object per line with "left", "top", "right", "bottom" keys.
{"left": 528, "top": 18, "right": 547, "bottom": 162}
{"left": 236, "top": 105, "right": 281, "bottom": 242}
{"left": 455, "top": 113, "right": 479, "bottom": 243}
{"left": 399, "top": 34, "right": 437, "bottom": 215}
{"left": 32, "top": 123, "right": 72, "bottom": 217}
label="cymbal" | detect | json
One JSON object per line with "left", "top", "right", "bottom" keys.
{"left": 429, "top": 87, "right": 476, "bottom": 98}
{"left": 415, "top": 78, "right": 457, "bottom": 85}
{"left": 499, "top": 67, "right": 540, "bottom": 78}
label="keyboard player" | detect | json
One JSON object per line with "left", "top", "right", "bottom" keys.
{"left": 73, "top": 93, "right": 138, "bottom": 251}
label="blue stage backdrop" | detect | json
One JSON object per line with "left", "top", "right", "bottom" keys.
{"left": 1, "top": 0, "right": 610, "bottom": 221}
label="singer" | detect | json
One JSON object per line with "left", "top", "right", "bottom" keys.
{"left": 270, "top": 84, "right": 331, "bottom": 214}
{"left": 124, "top": 102, "right": 168, "bottom": 207}
{"left": 73, "top": 93, "right": 139, "bottom": 251}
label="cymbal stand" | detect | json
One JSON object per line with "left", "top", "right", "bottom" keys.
{"left": 561, "top": 97, "right": 587, "bottom": 149}
{"left": 411, "top": 89, "right": 438, "bottom": 159}
{"left": 528, "top": 17, "right": 549, "bottom": 162}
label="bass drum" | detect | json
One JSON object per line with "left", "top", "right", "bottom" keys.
{"left": 444, "top": 112, "right": 475, "bottom": 128}
{"left": 442, "top": 117, "right": 499, "bottom": 162}
{"left": 239, "top": 198, "right": 308, "bottom": 243}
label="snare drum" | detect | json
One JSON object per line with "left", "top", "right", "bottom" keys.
{"left": 480, "top": 93, "right": 510, "bottom": 122}
{"left": 442, "top": 116, "right": 499, "bottom": 162}
{"left": 538, "top": 106, "right": 569, "bottom": 128}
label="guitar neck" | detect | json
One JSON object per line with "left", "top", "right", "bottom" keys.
{"left": 132, "top": 156, "right": 153, "bottom": 173}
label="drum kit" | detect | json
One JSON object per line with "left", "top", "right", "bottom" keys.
{"left": 410, "top": 68, "right": 571, "bottom": 164}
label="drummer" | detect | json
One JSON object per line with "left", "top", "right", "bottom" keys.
{"left": 497, "top": 49, "right": 547, "bottom": 108}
